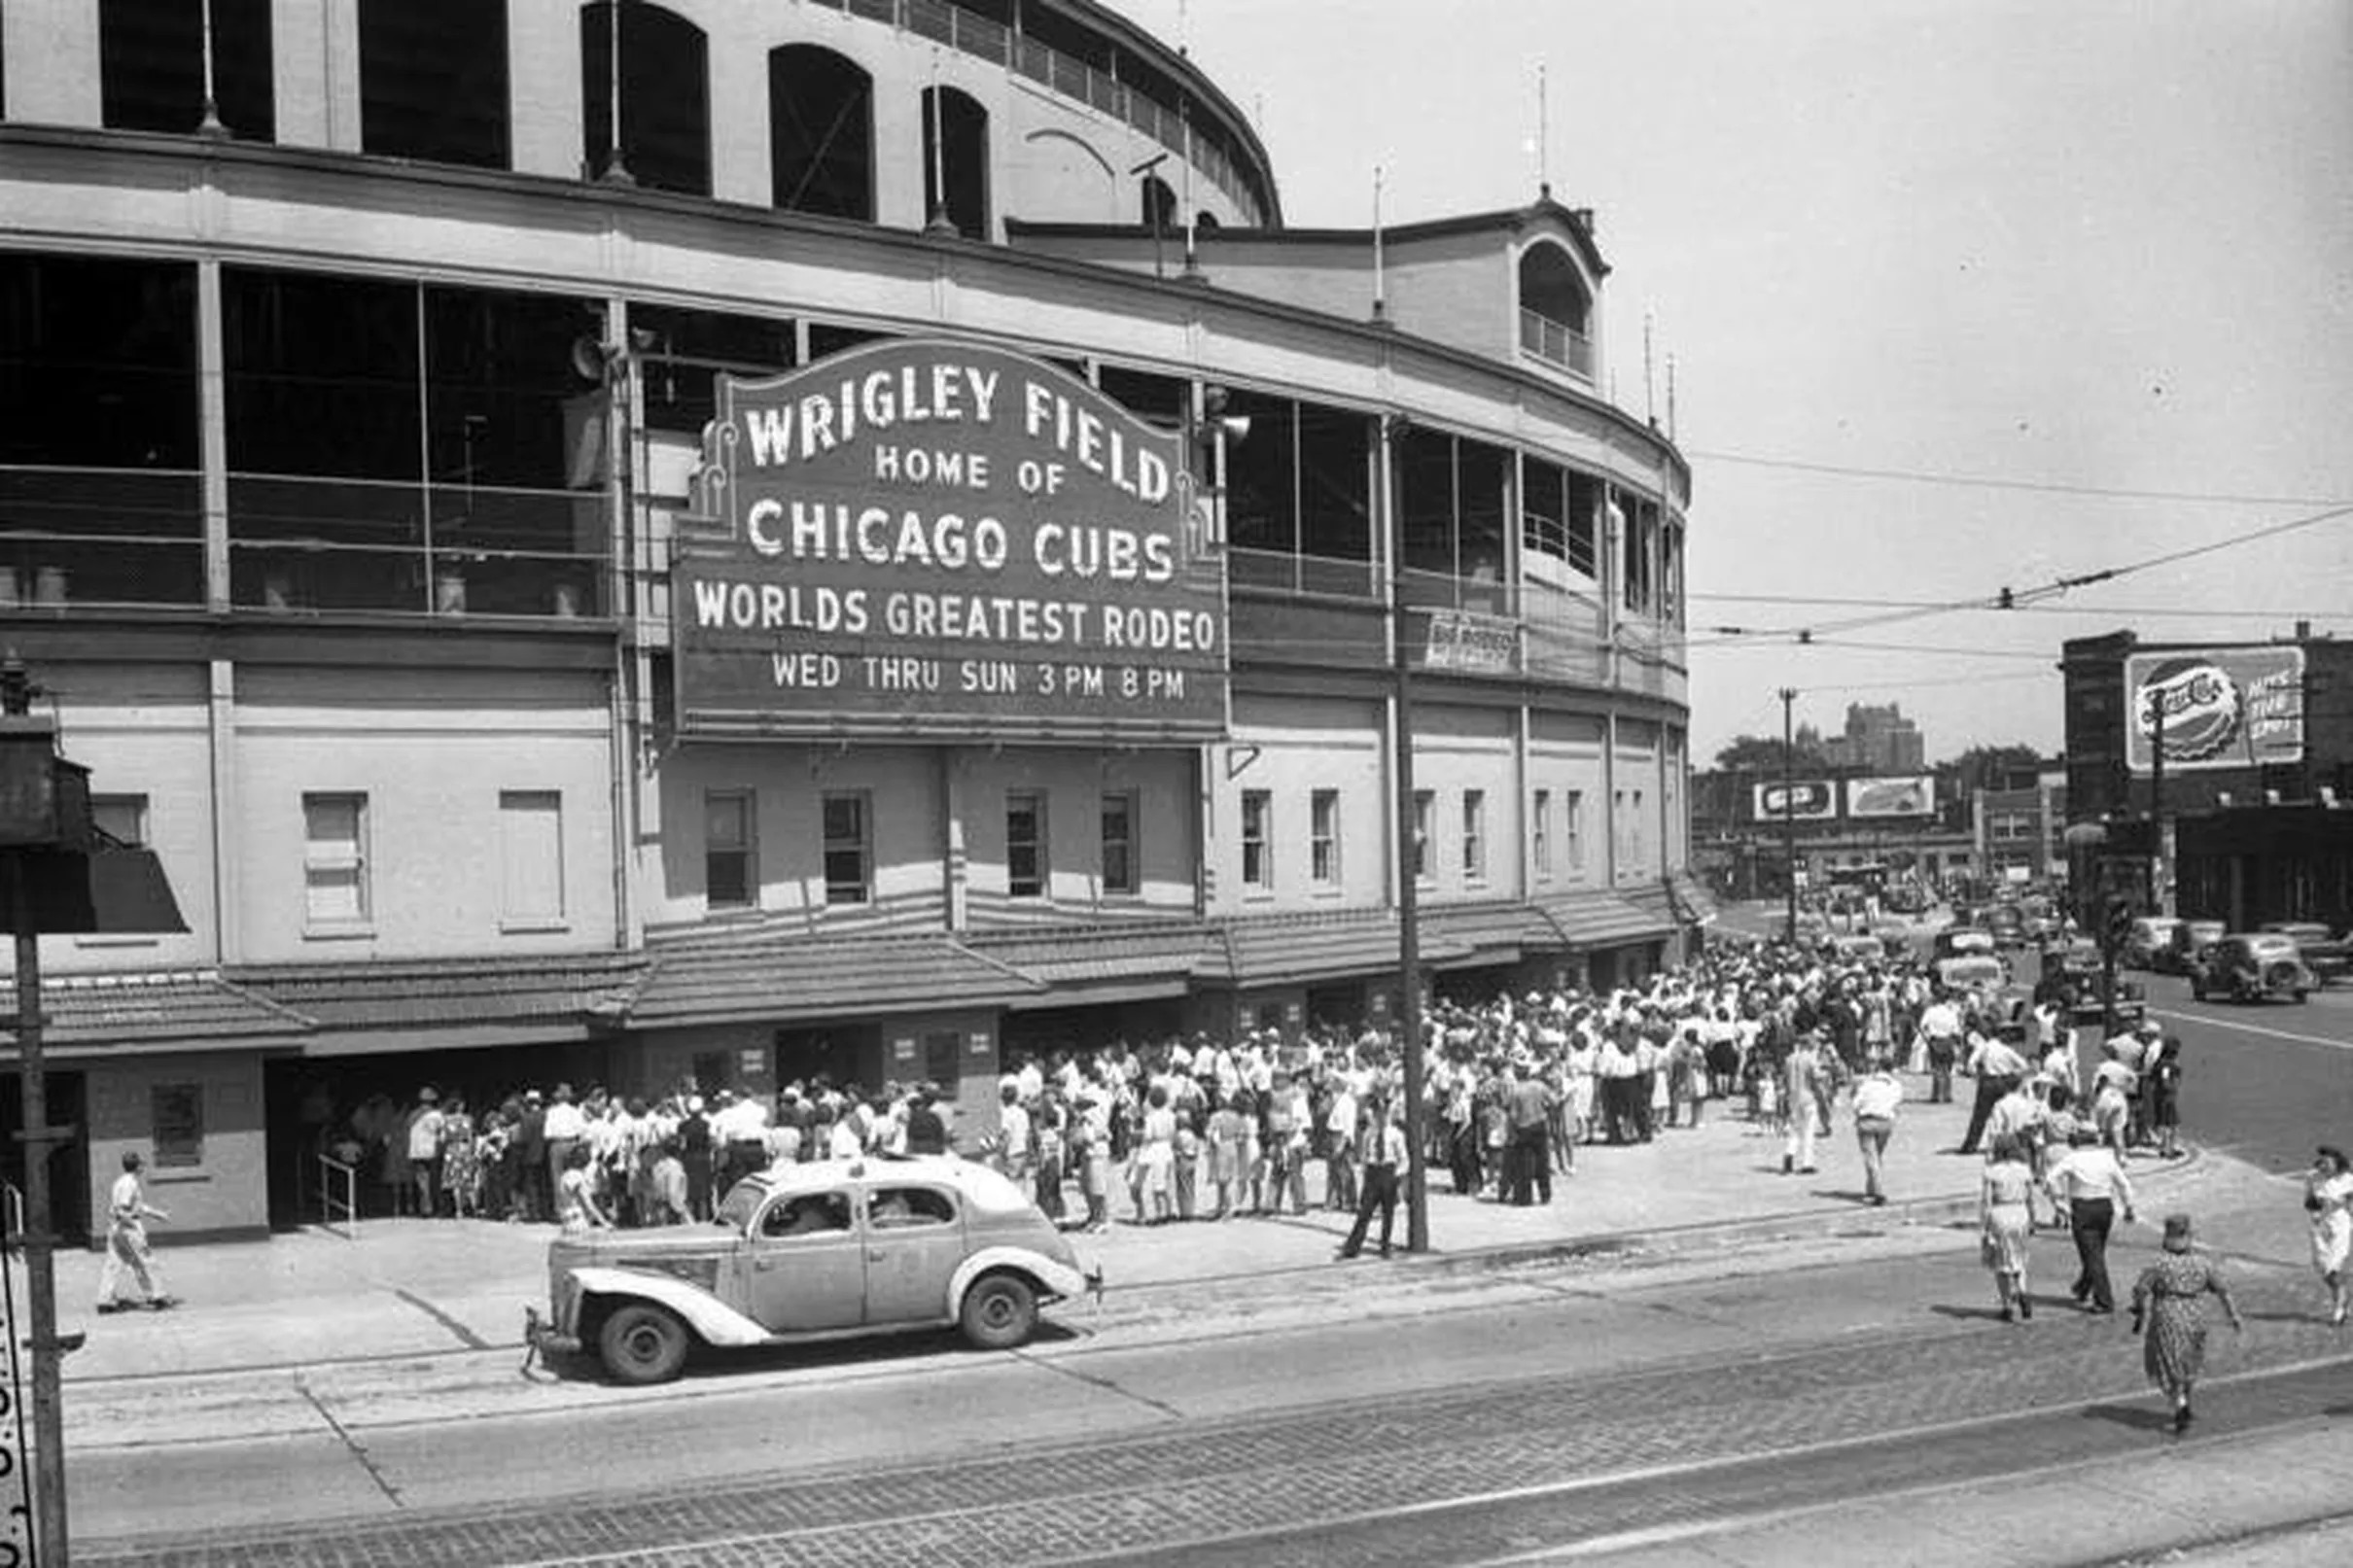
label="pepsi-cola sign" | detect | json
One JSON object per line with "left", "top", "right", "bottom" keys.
{"left": 2125, "top": 647, "right": 2303, "bottom": 774}
{"left": 1752, "top": 780, "right": 1836, "bottom": 820}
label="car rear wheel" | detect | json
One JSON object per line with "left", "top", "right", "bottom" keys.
{"left": 598, "top": 1302, "right": 690, "bottom": 1385}
{"left": 960, "top": 1272, "right": 1039, "bottom": 1350}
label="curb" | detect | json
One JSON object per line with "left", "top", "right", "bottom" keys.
{"left": 1102, "top": 1139, "right": 2216, "bottom": 1302}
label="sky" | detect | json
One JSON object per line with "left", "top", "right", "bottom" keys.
{"left": 1107, "top": 0, "right": 2353, "bottom": 768}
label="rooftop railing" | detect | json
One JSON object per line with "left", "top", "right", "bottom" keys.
{"left": 1519, "top": 308, "right": 1596, "bottom": 381}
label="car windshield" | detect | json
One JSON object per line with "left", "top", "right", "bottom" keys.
{"left": 714, "top": 1180, "right": 764, "bottom": 1230}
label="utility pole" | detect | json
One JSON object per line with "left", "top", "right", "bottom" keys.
{"left": 3, "top": 658, "right": 73, "bottom": 1567}
{"left": 1385, "top": 412, "right": 1429, "bottom": 1253}
{"left": 2149, "top": 697, "right": 2168, "bottom": 917}
{"left": 1780, "top": 686, "right": 1800, "bottom": 944}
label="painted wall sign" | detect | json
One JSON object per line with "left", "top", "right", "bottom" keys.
{"left": 1844, "top": 775, "right": 1936, "bottom": 819}
{"left": 2125, "top": 647, "right": 2304, "bottom": 773}
{"left": 1751, "top": 780, "right": 1836, "bottom": 820}
{"left": 675, "top": 340, "right": 1229, "bottom": 744}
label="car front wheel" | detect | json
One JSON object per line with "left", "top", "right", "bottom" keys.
{"left": 599, "top": 1302, "right": 691, "bottom": 1385}
{"left": 960, "top": 1272, "right": 1039, "bottom": 1350}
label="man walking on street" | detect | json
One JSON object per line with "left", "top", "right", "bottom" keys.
{"left": 1851, "top": 1055, "right": 1903, "bottom": 1205}
{"left": 2045, "top": 1125, "right": 2137, "bottom": 1313}
{"left": 1337, "top": 1098, "right": 1408, "bottom": 1259}
{"left": 1782, "top": 1029, "right": 1826, "bottom": 1175}
{"left": 1958, "top": 1028, "right": 2029, "bottom": 1156}
{"left": 96, "top": 1151, "right": 177, "bottom": 1313}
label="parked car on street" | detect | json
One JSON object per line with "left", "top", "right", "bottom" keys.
{"left": 525, "top": 1155, "right": 1096, "bottom": 1385}
{"left": 2189, "top": 933, "right": 2317, "bottom": 1005}
{"left": 2261, "top": 922, "right": 2351, "bottom": 988}
{"left": 2153, "top": 919, "right": 2227, "bottom": 976}
{"left": 1984, "top": 904, "right": 2028, "bottom": 947}
{"left": 2123, "top": 916, "right": 2183, "bottom": 971}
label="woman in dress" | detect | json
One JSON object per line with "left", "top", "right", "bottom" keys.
{"left": 2131, "top": 1212, "right": 2244, "bottom": 1433}
{"left": 2144, "top": 1035, "right": 2185, "bottom": 1161}
{"left": 1205, "top": 1092, "right": 1247, "bottom": 1220}
{"left": 2302, "top": 1145, "right": 2353, "bottom": 1326}
{"left": 438, "top": 1096, "right": 479, "bottom": 1220}
{"left": 1136, "top": 1084, "right": 1177, "bottom": 1225}
{"left": 1979, "top": 1133, "right": 2037, "bottom": 1322}
{"left": 555, "top": 1143, "right": 611, "bottom": 1235}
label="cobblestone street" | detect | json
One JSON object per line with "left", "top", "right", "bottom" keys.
{"left": 82, "top": 1258, "right": 2353, "bottom": 1568}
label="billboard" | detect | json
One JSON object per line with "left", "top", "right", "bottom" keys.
{"left": 1844, "top": 775, "right": 1936, "bottom": 819}
{"left": 674, "top": 340, "right": 1229, "bottom": 743}
{"left": 2125, "top": 646, "right": 2304, "bottom": 774}
{"left": 1752, "top": 780, "right": 1836, "bottom": 821}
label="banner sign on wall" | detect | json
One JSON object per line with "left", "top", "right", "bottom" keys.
{"left": 1844, "top": 775, "right": 1936, "bottom": 819}
{"left": 675, "top": 340, "right": 1230, "bottom": 744}
{"left": 1751, "top": 780, "right": 1836, "bottom": 820}
{"left": 2125, "top": 647, "right": 2303, "bottom": 774}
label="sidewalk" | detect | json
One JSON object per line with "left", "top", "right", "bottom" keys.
{"left": 46, "top": 1082, "right": 2204, "bottom": 1383}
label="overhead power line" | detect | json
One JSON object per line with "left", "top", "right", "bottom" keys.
{"left": 1688, "top": 448, "right": 2353, "bottom": 507}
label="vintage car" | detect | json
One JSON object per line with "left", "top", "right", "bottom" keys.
{"left": 2190, "top": 933, "right": 2317, "bottom": 1005}
{"left": 2261, "top": 922, "right": 2350, "bottom": 988}
{"left": 1933, "top": 926, "right": 2000, "bottom": 963}
{"left": 1983, "top": 904, "right": 2029, "bottom": 947}
{"left": 2122, "top": 916, "right": 2183, "bottom": 971}
{"left": 2040, "top": 938, "right": 2148, "bottom": 1025}
{"left": 1934, "top": 954, "right": 2009, "bottom": 993}
{"left": 525, "top": 1155, "right": 1097, "bottom": 1384}
{"left": 2153, "top": 920, "right": 2226, "bottom": 976}
{"left": 1825, "top": 932, "right": 1886, "bottom": 963}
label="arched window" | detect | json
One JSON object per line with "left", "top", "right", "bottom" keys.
{"left": 1517, "top": 242, "right": 1593, "bottom": 377}
{"left": 768, "top": 46, "right": 873, "bottom": 221}
{"left": 1139, "top": 175, "right": 1175, "bottom": 230}
{"left": 580, "top": 2, "right": 710, "bottom": 198}
{"left": 359, "top": 0, "right": 510, "bottom": 169}
{"left": 99, "top": 0, "right": 274, "bottom": 141}
{"left": 1194, "top": 210, "right": 1221, "bottom": 234}
{"left": 921, "top": 86, "right": 990, "bottom": 239}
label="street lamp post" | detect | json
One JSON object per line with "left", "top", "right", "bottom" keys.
{"left": 1779, "top": 686, "right": 1799, "bottom": 944}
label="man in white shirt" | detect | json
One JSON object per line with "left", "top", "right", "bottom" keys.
{"left": 96, "top": 1151, "right": 175, "bottom": 1312}
{"left": 1958, "top": 1031, "right": 2029, "bottom": 1156}
{"left": 1336, "top": 1098, "right": 1410, "bottom": 1259}
{"left": 2044, "top": 1126, "right": 2138, "bottom": 1312}
{"left": 404, "top": 1087, "right": 446, "bottom": 1219}
{"left": 1917, "top": 994, "right": 1963, "bottom": 1103}
{"left": 1850, "top": 1059, "right": 1904, "bottom": 1206}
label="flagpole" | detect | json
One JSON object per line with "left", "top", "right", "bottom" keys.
{"left": 1372, "top": 165, "right": 1387, "bottom": 322}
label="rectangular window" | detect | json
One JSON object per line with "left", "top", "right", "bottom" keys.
{"left": 302, "top": 792, "right": 370, "bottom": 928}
{"left": 498, "top": 790, "right": 566, "bottom": 928}
{"left": 1566, "top": 789, "right": 1586, "bottom": 873}
{"left": 150, "top": 1083, "right": 203, "bottom": 1169}
{"left": 1006, "top": 791, "right": 1047, "bottom": 898}
{"left": 1240, "top": 789, "right": 1273, "bottom": 890}
{"left": 1100, "top": 792, "right": 1138, "bottom": 896}
{"left": 822, "top": 792, "right": 871, "bottom": 905}
{"left": 1413, "top": 789, "right": 1435, "bottom": 882}
{"left": 1310, "top": 788, "right": 1341, "bottom": 889}
{"left": 705, "top": 790, "right": 755, "bottom": 909}
{"left": 922, "top": 1029, "right": 965, "bottom": 1095}
{"left": 1532, "top": 788, "right": 1553, "bottom": 879}
{"left": 92, "top": 793, "right": 150, "bottom": 848}
{"left": 1462, "top": 790, "right": 1487, "bottom": 882}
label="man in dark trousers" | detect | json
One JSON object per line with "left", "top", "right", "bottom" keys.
{"left": 1504, "top": 1060, "right": 1553, "bottom": 1205}
{"left": 1337, "top": 1098, "right": 1408, "bottom": 1259}
{"left": 1958, "top": 1028, "right": 2030, "bottom": 1156}
{"left": 678, "top": 1095, "right": 716, "bottom": 1219}
{"left": 512, "top": 1089, "right": 547, "bottom": 1222}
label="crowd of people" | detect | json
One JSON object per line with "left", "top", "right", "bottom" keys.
{"left": 314, "top": 922, "right": 2209, "bottom": 1253}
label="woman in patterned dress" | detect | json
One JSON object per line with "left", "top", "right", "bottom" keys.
{"left": 2302, "top": 1146, "right": 2353, "bottom": 1326}
{"left": 1978, "top": 1133, "right": 2037, "bottom": 1322}
{"left": 2131, "top": 1213, "right": 2244, "bottom": 1434}
{"left": 438, "top": 1097, "right": 479, "bottom": 1219}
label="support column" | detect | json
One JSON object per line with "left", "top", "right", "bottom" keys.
{"left": 197, "top": 260, "right": 231, "bottom": 611}
{"left": 209, "top": 659, "right": 239, "bottom": 962}
{"left": 941, "top": 747, "right": 968, "bottom": 931}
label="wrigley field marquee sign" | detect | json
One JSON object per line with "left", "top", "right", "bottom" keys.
{"left": 677, "top": 340, "right": 1229, "bottom": 744}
